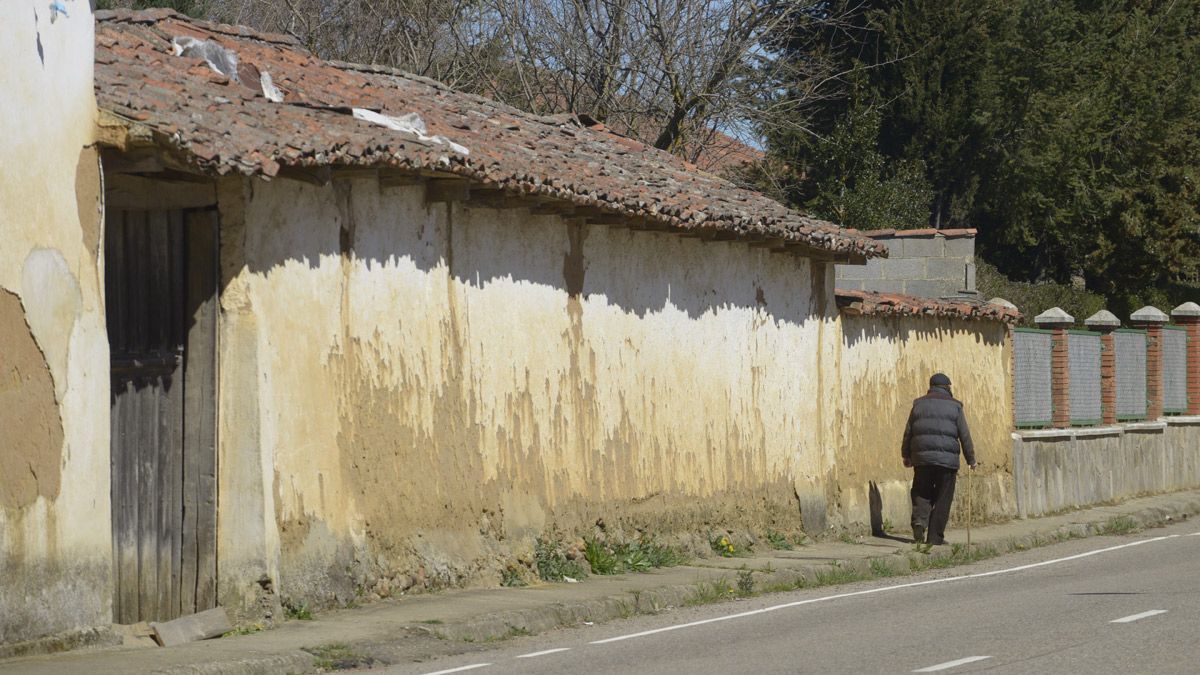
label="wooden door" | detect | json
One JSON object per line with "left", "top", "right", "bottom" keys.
{"left": 107, "top": 208, "right": 218, "bottom": 624}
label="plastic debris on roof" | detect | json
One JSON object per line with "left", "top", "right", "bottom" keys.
{"left": 172, "top": 35, "right": 239, "bottom": 82}
{"left": 259, "top": 70, "right": 284, "bottom": 103}
{"left": 351, "top": 109, "right": 469, "bottom": 156}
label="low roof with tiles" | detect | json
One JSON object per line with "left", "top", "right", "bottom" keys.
{"left": 836, "top": 289, "right": 1021, "bottom": 324}
{"left": 93, "top": 9, "right": 886, "bottom": 260}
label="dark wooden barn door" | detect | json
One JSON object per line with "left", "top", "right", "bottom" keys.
{"left": 106, "top": 208, "right": 218, "bottom": 624}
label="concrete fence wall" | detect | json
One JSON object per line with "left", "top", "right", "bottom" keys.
{"left": 1013, "top": 418, "right": 1200, "bottom": 518}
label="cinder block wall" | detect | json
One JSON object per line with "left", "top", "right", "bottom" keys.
{"left": 836, "top": 228, "right": 975, "bottom": 298}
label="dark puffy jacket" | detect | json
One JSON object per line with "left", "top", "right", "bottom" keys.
{"left": 901, "top": 386, "right": 975, "bottom": 470}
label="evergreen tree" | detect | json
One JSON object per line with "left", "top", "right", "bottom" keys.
{"left": 762, "top": 0, "right": 1200, "bottom": 308}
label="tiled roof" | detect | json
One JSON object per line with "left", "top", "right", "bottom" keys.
{"left": 844, "top": 228, "right": 977, "bottom": 239}
{"left": 836, "top": 290, "right": 1021, "bottom": 324}
{"left": 93, "top": 9, "right": 885, "bottom": 260}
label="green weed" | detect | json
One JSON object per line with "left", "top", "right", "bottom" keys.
{"left": 1097, "top": 516, "right": 1138, "bottom": 536}
{"left": 284, "top": 601, "right": 314, "bottom": 621}
{"left": 709, "top": 533, "right": 752, "bottom": 557}
{"left": 736, "top": 568, "right": 755, "bottom": 596}
{"left": 813, "top": 561, "right": 869, "bottom": 586}
{"left": 535, "top": 537, "right": 589, "bottom": 582}
{"left": 585, "top": 537, "right": 619, "bottom": 574}
{"left": 501, "top": 565, "right": 527, "bottom": 587}
{"left": 305, "top": 643, "right": 374, "bottom": 671}
{"left": 869, "top": 558, "right": 897, "bottom": 578}
{"left": 686, "top": 578, "right": 734, "bottom": 606}
{"left": 765, "top": 529, "right": 794, "bottom": 551}
{"left": 584, "top": 537, "right": 690, "bottom": 575}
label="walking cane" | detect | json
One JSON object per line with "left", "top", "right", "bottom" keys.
{"left": 966, "top": 465, "right": 973, "bottom": 553}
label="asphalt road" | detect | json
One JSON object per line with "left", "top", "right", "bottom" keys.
{"left": 385, "top": 519, "right": 1200, "bottom": 675}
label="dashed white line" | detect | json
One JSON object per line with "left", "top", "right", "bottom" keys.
{"left": 1111, "top": 609, "right": 1168, "bottom": 623}
{"left": 913, "top": 655, "right": 992, "bottom": 672}
{"left": 421, "top": 664, "right": 492, "bottom": 675}
{"left": 590, "top": 532, "right": 1188, "bottom": 645}
{"left": 516, "top": 647, "right": 572, "bottom": 659}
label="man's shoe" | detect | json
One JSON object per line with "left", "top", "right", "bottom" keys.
{"left": 913, "top": 527, "right": 925, "bottom": 544}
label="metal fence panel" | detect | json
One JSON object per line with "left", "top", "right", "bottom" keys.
{"left": 1163, "top": 327, "right": 1188, "bottom": 413}
{"left": 1115, "top": 330, "right": 1147, "bottom": 420}
{"left": 1014, "top": 329, "right": 1053, "bottom": 427}
{"left": 1068, "top": 331, "right": 1102, "bottom": 424}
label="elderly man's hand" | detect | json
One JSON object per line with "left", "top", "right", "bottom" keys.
{"left": 902, "top": 457, "right": 912, "bottom": 468}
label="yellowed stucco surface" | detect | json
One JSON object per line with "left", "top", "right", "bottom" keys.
{"left": 212, "top": 175, "right": 1011, "bottom": 607}
{"left": 0, "top": 0, "right": 110, "bottom": 646}
{"left": 834, "top": 315, "right": 1017, "bottom": 531}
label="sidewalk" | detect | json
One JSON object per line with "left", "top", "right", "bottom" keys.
{"left": 5, "top": 490, "right": 1199, "bottom": 674}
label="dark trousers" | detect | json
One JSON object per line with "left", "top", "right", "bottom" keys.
{"left": 911, "top": 465, "right": 957, "bottom": 544}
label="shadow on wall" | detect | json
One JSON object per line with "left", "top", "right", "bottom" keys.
{"left": 229, "top": 178, "right": 831, "bottom": 326}
{"left": 841, "top": 317, "right": 1008, "bottom": 349}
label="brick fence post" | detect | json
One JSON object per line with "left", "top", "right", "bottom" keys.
{"left": 1036, "top": 307, "right": 1075, "bottom": 428}
{"left": 1085, "top": 310, "right": 1121, "bottom": 425}
{"left": 1172, "top": 302, "right": 1200, "bottom": 415}
{"left": 1131, "top": 306, "right": 1169, "bottom": 420}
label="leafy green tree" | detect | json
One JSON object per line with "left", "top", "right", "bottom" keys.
{"left": 761, "top": 0, "right": 1200, "bottom": 309}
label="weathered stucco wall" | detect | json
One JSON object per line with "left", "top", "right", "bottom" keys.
{"left": 1013, "top": 419, "right": 1200, "bottom": 518}
{"left": 217, "top": 175, "right": 843, "bottom": 608}
{"left": 835, "top": 315, "right": 1017, "bottom": 533}
{"left": 0, "top": 1, "right": 110, "bottom": 648}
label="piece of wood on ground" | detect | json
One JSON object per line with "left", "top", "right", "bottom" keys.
{"left": 150, "top": 607, "right": 233, "bottom": 646}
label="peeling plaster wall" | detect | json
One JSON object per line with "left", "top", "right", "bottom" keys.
{"left": 218, "top": 176, "right": 841, "bottom": 608}
{"left": 0, "top": 0, "right": 110, "bottom": 647}
{"left": 835, "top": 316, "right": 1017, "bottom": 532}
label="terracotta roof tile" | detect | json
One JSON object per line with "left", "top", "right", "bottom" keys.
{"left": 835, "top": 289, "right": 1020, "bottom": 324}
{"left": 93, "top": 9, "right": 885, "bottom": 259}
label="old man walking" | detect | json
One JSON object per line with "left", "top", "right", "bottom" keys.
{"left": 901, "top": 373, "right": 976, "bottom": 545}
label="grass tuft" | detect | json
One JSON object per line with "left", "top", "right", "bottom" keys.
{"left": 305, "top": 643, "right": 375, "bottom": 671}
{"left": 1097, "top": 516, "right": 1138, "bottom": 536}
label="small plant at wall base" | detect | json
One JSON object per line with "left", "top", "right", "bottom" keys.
{"left": 501, "top": 565, "right": 527, "bottom": 587}
{"left": 583, "top": 537, "right": 689, "bottom": 575}
{"left": 709, "top": 533, "right": 751, "bottom": 557}
{"left": 765, "top": 529, "right": 793, "bottom": 550}
{"left": 534, "top": 537, "right": 588, "bottom": 582}
{"left": 284, "top": 600, "right": 314, "bottom": 621}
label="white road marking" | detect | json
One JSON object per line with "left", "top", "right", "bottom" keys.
{"left": 590, "top": 532, "right": 1192, "bottom": 645}
{"left": 515, "top": 647, "right": 572, "bottom": 659}
{"left": 421, "top": 664, "right": 491, "bottom": 675}
{"left": 1111, "top": 609, "right": 1168, "bottom": 623}
{"left": 913, "top": 655, "right": 992, "bottom": 672}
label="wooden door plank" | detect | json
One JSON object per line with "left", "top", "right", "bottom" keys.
{"left": 129, "top": 211, "right": 148, "bottom": 353}
{"left": 112, "top": 380, "right": 138, "bottom": 624}
{"left": 169, "top": 212, "right": 186, "bottom": 618}
{"left": 184, "top": 209, "right": 220, "bottom": 611}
